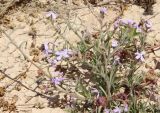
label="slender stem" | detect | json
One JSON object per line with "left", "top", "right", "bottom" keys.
{"left": 1, "top": 29, "right": 51, "bottom": 78}
{"left": 0, "top": 29, "right": 85, "bottom": 100}
{"left": 0, "top": 69, "right": 51, "bottom": 98}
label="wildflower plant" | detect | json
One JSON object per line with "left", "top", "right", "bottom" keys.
{"left": 64, "top": 15, "right": 158, "bottom": 112}
{"left": 36, "top": 9, "right": 159, "bottom": 113}
{"left": 1, "top": 2, "right": 159, "bottom": 113}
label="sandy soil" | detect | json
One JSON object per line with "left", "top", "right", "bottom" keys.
{"left": 0, "top": 0, "right": 160, "bottom": 113}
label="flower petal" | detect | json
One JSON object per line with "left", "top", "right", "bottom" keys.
{"left": 56, "top": 56, "right": 62, "bottom": 61}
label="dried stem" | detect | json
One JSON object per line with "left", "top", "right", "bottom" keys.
{"left": 0, "top": 28, "right": 85, "bottom": 100}
{"left": 0, "top": 0, "right": 19, "bottom": 17}
{"left": 1, "top": 29, "right": 50, "bottom": 78}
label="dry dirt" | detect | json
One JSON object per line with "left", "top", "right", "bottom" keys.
{"left": 0, "top": 0, "right": 160, "bottom": 113}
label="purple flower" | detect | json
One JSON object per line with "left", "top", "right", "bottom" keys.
{"left": 91, "top": 88, "right": 99, "bottom": 98}
{"left": 51, "top": 77, "right": 64, "bottom": 85}
{"left": 114, "top": 23, "right": 119, "bottom": 29}
{"left": 113, "top": 107, "right": 121, "bottom": 113}
{"left": 120, "top": 19, "right": 128, "bottom": 25}
{"left": 52, "top": 71, "right": 63, "bottom": 76}
{"left": 114, "top": 17, "right": 123, "bottom": 29}
{"left": 112, "top": 39, "right": 118, "bottom": 47}
{"left": 100, "top": 7, "right": 107, "bottom": 14}
{"left": 124, "top": 104, "right": 128, "bottom": 112}
{"left": 127, "top": 19, "right": 135, "bottom": 26}
{"left": 145, "top": 20, "right": 152, "bottom": 28}
{"left": 55, "top": 49, "right": 72, "bottom": 61}
{"left": 135, "top": 51, "right": 145, "bottom": 62}
{"left": 133, "top": 23, "right": 142, "bottom": 33}
{"left": 114, "top": 20, "right": 120, "bottom": 29}
{"left": 104, "top": 109, "right": 110, "bottom": 113}
{"left": 44, "top": 42, "right": 52, "bottom": 56}
{"left": 120, "top": 19, "right": 135, "bottom": 26}
{"left": 145, "top": 20, "right": 152, "bottom": 32}
{"left": 48, "top": 59, "right": 58, "bottom": 65}
{"left": 133, "top": 23, "right": 138, "bottom": 28}
{"left": 136, "top": 26, "right": 142, "bottom": 33}
{"left": 113, "top": 56, "right": 120, "bottom": 64}
{"left": 46, "top": 11, "right": 58, "bottom": 20}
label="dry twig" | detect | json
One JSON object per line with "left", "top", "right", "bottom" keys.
{"left": 0, "top": 0, "right": 18, "bottom": 18}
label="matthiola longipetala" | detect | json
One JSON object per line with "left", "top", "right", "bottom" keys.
{"left": 43, "top": 46, "right": 73, "bottom": 65}
{"left": 100, "top": 7, "right": 107, "bottom": 14}
{"left": 51, "top": 77, "right": 64, "bottom": 85}
{"left": 39, "top": 10, "right": 157, "bottom": 112}
{"left": 104, "top": 104, "right": 128, "bottom": 113}
{"left": 51, "top": 71, "right": 64, "bottom": 85}
{"left": 43, "top": 42, "right": 53, "bottom": 56}
{"left": 1, "top": 0, "right": 159, "bottom": 112}
{"left": 111, "top": 39, "right": 118, "bottom": 48}
{"left": 114, "top": 18, "right": 142, "bottom": 33}
{"left": 55, "top": 49, "right": 73, "bottom": 61}
{"left": 100, "top": 7, "right": 107, "bottom": 18}
{"left": 113, "top": 107, "right": 121, "bottom": 113}
{"left": 135, "top": 51, "right": 145, "bottom": 62}
{"left": 46, "top": 11, "right": 58, "bottom": 20}
{"left": 144, "top": 20, "right": 152, "bottom": 32}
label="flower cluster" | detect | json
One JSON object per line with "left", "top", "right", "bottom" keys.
{"left": 104, "top": 104, "right": 128, "bottom": 113}
{"left": 135, "top": 51, "right": 145, "bottom": 62}
{"left": 114, "top": 18, "right": 153, "bottom": 33}
{"left": 111, "top": 38, "right": 145, "bottom": 62}
{"left": 55, "top": 49, "right": 73, "bottom": 61}
{"left": 51, "top": 77, "right": 64, "bottom": 85}
{"left": 51, "top": 71, "right": 64, "bottom": 85}
{"left": 44, "top": 47, "right": 73, "bottom": 65}
{"left": 114, "top": 19, "right": 142, "bottom": 33}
